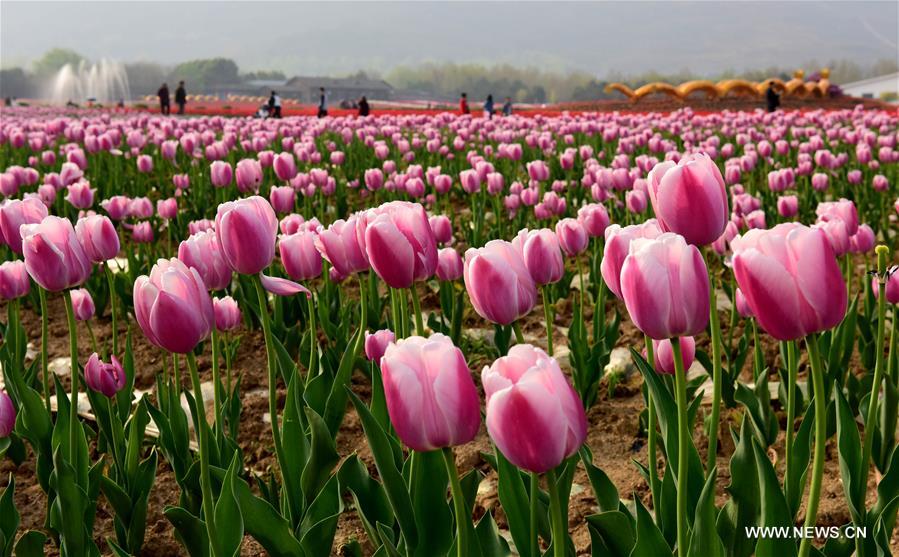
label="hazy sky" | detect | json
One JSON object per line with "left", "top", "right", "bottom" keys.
{"left": 2, "top": 1, "right": 897, "bottom": 77}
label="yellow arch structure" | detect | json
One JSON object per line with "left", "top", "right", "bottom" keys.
{"left": 718, "top": 79, "right": 761, "bottom": 98}
{"left": 678, "top": 80, "right": 719, "bottom": 99}
{"left": 633, "top": 82, "right": 682, "bottom": 101}
{"left": 604, "top": 83, "right": 635, "bottom": 99}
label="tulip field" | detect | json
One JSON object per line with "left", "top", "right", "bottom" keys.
{"left": 0, "top": 104, "right": 898, "bottom": 557}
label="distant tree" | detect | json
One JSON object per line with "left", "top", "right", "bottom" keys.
{"left": 125, "top": 62, "right": 169, "bottom": 96}
{"left": 0, "top": 68, "right": 36, "bottom": 98}
{"left": 170, "top": 58, "right": 240, "bottom": 88}
{"left": 242, "top": 70, "right": 287, "bottom": 81}
{"left": 31, "top": 48, "right": 85, "bottom": 77}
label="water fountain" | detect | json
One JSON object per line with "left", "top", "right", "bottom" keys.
{"left": 46, "top": 59, "right": 131, "bottom": 105}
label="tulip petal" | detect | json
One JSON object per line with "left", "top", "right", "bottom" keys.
{"left": 260, "top": 273, "right": 311, "bottom": 298}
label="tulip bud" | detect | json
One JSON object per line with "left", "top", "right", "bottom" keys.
{"left": 213, "top": 296, "right": 242, "bottom": 331}
{"left": 84, "top": 353, "right": 126, "bottom": 397}
{"left": 210, "top": 161, "right": 234, "bottom": 188}
{"left": 21, "top": 216, "right": 92, "bottom": 292}
{"left": 358, "top": 201, "right": 437, "bottom": 289}
{"left": 0, "top": 261, "right": 30, "bottom": 301}
{"left": 555, "top": 218, "right": 589, "bottom": 256}
{"left": 652, "top": 337, "right": 696, "bottom": 374}
{"left": 71, "top": 288, "right": 95, "bottom": 321}
{"left": 364, "top": 329, "right": 395, "bottom": 361}
{"left": 436, "top": 247, "right": 464, "bottom": 281}
{"left": 157, "top": 198, "right": 178, "bottom": 220}
{"left": 511, "top": 228, "right": 564, "bottom": 286}
{"left": 279, "top": 230, "right": 322, "bottom": 281}
{"left": 464, "top": 240, "right": 536, "bottom": 325}
{"left": 0, "top": 391, "right": 15, "bottom": 438}
{"left": 0, "top": 197, "right": 49, "bottom": 254}
{"left": 215, "top": 196, "right": 279, "bottom": 275}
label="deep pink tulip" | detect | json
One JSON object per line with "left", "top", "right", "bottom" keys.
{"left": 436, "top": 247, "right": 464, "bottom": 281}
{"left": 358, "top": 201, "right": 437, "bottom": 289}
{"left": 157, "top": 198, "right": 178, "bottom": 220}
{"left": 364, "top": 168, "right": 384, "bottom": 191}
{"left": 600, "top": 220, "right": 663, "bottom": 299}
{"left": 213, "top": 296, "right": 242, "bottom": 331}
{"left": 0, "top": 197, "right": 48, "bottom": 254}
{"left": 620, "top": 233, "right": 710, "bottom": 340}
{"left": 646, "top": 154, "right": 728, "bottom": 246}
{"left": 314, "top": 215, "right": 369, "bottom": 277}
{"left": 0, "top": 391, "right": 16, "bottom": 438}
{"left": 735, "top": 288, "right": 754, "bottom": 318}
{"left": 364, "top": 329, "right": 395, "bottom": 361}
{"left": 215, "top": 196, "right": 278, "bottom": 275}
{"left": 872, "top": 174, "right": 889, "bottom": 192}
{"left": 66, "top": 181, "right": 95, "bottom": 209}
{"left": 0, "top": 261, "right": 30, "bottom": 300}
{"left": 526, "top": 160, "right": 550, "bottom": 182}
{"left": 464, "top": 240, "right": 537, "bottom": 325}
{"left": 128, "top": 197, "right": 154, "bottom": 219}
{"left": 849, "top": 224, "right": 875, "bottom": 254}
{"left": 731, "top": 223, "right": 846, "bottom": 341}
{"left": 577, "top": 203, "right": 610, "bottom": 238}
{"left": 178, "top": 230, "right": 233, "bottom": 291}
{"left": 652, "top": 337, "right": 696, "bottom": 375}
{"left": 428, "top": 215, "right": 453, "bottom": 245}
{"left": 626, "top": 190, "right": 648, "bottom": 214}
{"left": 133, "top": 258, "right": 214, "bottom": 354}
{"left": 21, "top": 216, "right": 92, "bottom": 292}
{"left": 380, "top": 334, "right": 481, "bottom": 452}
{"left": 84, "top": 353, "right": 126, "bottom": 397}
{"left": 269, "top": 186, "right": 296, "bottom": 214}
{"left": 273, "top": 152, "right": 297, "bottom": 182}
{"left": 777, "top": 195, "right": 799, "bottom": 218}
{"left": 482, "top": 344, "right": 587, "bottom": 473}
{"left": 872, "top": 271, "right": 899, "bottom": 305}
{"left": 210, "top": 161, "right": 233, "bottom": 188}
{"left": 511, "top": 228, "right": 564, "bottom": 285}
{"left": 279, "top": 230, "right": 323, "bottom": 281}
{"left": 137, "top": 155, "right": 153, "bottom": 173}
{"left": 132, "top": 221, "right": 154, "bottom": 244}
{"left": 71, "top": 288, "right": 95, "bottom": 321}
{"left": 811, "top": 173, "right": 829, "bottom": 191}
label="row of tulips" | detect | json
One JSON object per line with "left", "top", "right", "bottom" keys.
{"left": 0, "top": 104, "right": 897, "bottom": 557}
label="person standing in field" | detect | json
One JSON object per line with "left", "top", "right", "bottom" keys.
{"left": 483, "top": 94, "right": 495, "bottom": 119}
{"left": 460, "top": 92, "right": 470, "bottom": 115}
{"left": 175, "top": 81, "right": 187, "bottom": 115}
{"left": 157, "top": 83, "right": 170, "bottom": 115}
{"left": 765, "top": 81, "right": 780, "bottom": 112}
{"left": 317, "top": 87, "right": 328, "bottom": 118}
{"left": 502, "top": 96, "right": 513, "bottom": 116}
{"left": 358, "top": 95, "right": 370, "bottom": 117}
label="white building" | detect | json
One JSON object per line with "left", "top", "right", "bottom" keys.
{"left": 840, "top": 72, "right": 899, "bottom": 100}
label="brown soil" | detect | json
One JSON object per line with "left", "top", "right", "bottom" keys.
{"left": 2, "top": 282, "right": 898, "bottom": 555}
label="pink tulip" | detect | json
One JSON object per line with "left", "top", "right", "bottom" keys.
{"left": 872, "top": 273, "right": 899, "bottom": 305}
{"left": 213, "top": 296, "right": 242, "bottom": 331}
{"left": 849, "top": 224, "right": 875, "bottom": 254}
{"left": 269, "top": 186, "right": 296, "bottom": 214}
{"left": 511, "top": 228, "right": 564, "bottom": 285}
{"left": 735, "top": 288, "right": 754, "bottom": 318}
{"left": 620, "top": 233, "right": 710, "bottom": 340}
{"left": 731, "top": 223, "right": 846, "bottom": 341}
{"left": 0, "top": 197, "right": 48, "bottom": 254}
{"left": 464, "top": 240, "right": 537, "bottom": 325}
{"left": 380, "top": 334, "right": 481, "bottom": 451}
{"left": 652, "top": 337, "right": 696, "bottom": 374}
{"left": 358, "top": 201, "right": 437, "bottom": 289}
{"left": 84, "top": 353, "right": 126, "bottom": 397}
{"left": 210, "top": 161, "right": 233, "bottom": 188}
{"left": 364, "top": 329, "right": 395, "bottom": 361}
{"left": 555, "top": 218, "right": 589, "bottom": 256}
{"left": 811, "top": 173, "right": 829, "bottom": 191}
{"left": 436, "top": 247, "right": 464, "bottom": 281}
{"left": 279, "top": 230, "right": 322, "bottom": 281}
{"left": 66, "top": 181, "right": 95, "bottom": 209}
{"left": 364, "top": 168, "right": 384, "bottom": 191}
{"left": 235, "top": 159, "right": 264, "bottom": 192}
{"left": 577, "top": 203, "right": 610, "bottom": 238}
{"left": 482, "top": 344, "right": 587, "bottom": 473}
{"left": 133, "top": 258, "right": 214, "bottom": 354}
{"left": 215, "top": 196, "right": 278, "bottom": 275}
{"left": 128, "top": 197, "right": 154, "bottom": 219}
{"left": 428, "top": 215, "right": 453, "bottom": 244}
{"left": 872, "top": 174, "right": 889, "bottom": 192}
{"left": 601, "top": 220, "right": 663, "bottom": 299}
{"left": 21, "top": 216, "right": 92, "bottom": 292}
{"left": 0, "top": 391, "right": 16, "bottom": 438}
{"left": 157, "top": 198, "right": 178, "bottom": 220}
{"left": 71, "top": 288, "right": 95, "bottom": 321}
{"left": 813, "top": 218, "right": 850, "bottom": 257}
{"left": 137, "top": 155, "right": 153, "bottom": 173}
{"left": 626, "top": 190, "right": 648, "bottom": 214}
{"left": 0, "top": 261, "right": 30, "bottom": 300}
{"left": 777, "top": 195, "right": 799, "bottom": 218}
{"left": 646, "top": 154, "right": 728, "bottom": 246}
{"left": 815, "top": 199, "right": 858, "bottom": 236}
{"left": 314, "top": 215, "right": 370, "bottom": 277}
{"left": 132, "top": 222, "right": 154, "bottom": 244}
{"left": 527, "top": 160, "right": 550, "bottom": 182}
{"left": 178, "top": 230, "right": 233, "bottom": 291}
{"left": 102, "top": 196, "right": 130, "bottom": 220}
{"left": 273, "top": 152, "right": 297, "bottom": 182}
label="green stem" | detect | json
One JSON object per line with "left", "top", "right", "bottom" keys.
{"left": 671, "top": 337, "right": 689, "bottom": 557}
{"left": 442, "top": 448, "right": 470, "bottom": 557}
{"left": 211, "top": 326, "right": 223, "bottom": 447}
{"left": 512, "top": 321, "right": 525, "bottom": 345}
{"left": 529, "top": 472, "right": 540, "bottom": 557}
{"left": 38, "top": 287, "right": 50, "bottom": 412}
{"left": 784, "top": 340, "right": 798, "bottom": 499}
{"left": 104, "top": 262, "right": 119, "bottom": 356}
{"left": 410, "top": 284, "right": 424, "bottom": 336}
{"left": 224, "top": 332, "right": 233, "bottom": 396}
{"left": 546, "top": 468, "right": 566, "bottom": 557}
{"left": 799, "top": 334, "right": 827, "bottom": 557}
{"left": 706, "top": 265, "right": 723, "bottom": 477}
{"left": 186, "top": 352, "right": 219, "bottom": 557}
{"left": 86, "top": 320, "right": 100, "bottom": 357}
{"left": 62, "top": 290, "right": 80, "bottom": 461}
{"left": 252, "top": 275, "right": 293, "bottom": 523}
{"left": 305, "top": 290, "right": 318, "bottom": 385}
{"left": 644, "top": 335, "right": 661, "bottom": 516}
{"left": 542, "top": 286, "right": 554, "bottom": 356}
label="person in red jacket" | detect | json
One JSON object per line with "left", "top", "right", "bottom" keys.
{"left": 460, "top": 92, "right": 470, "bottom": 115}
